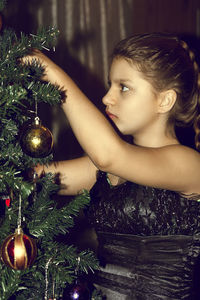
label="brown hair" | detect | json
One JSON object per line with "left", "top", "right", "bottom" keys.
{"left": 112, "top": 33, "right": 200, "bottom": 150}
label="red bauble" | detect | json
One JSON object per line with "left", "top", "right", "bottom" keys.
{"left": 0, "top": 228, "right": 37, "bottom": 270}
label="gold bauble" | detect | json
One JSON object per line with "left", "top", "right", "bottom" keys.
{"left": 0, "top": 228, "right": 37, "bottom": 270}
{"left": 20, "top": 117, "right": 53, "bottom": 158}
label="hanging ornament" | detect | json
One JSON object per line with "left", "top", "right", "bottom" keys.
{"left": 0, "top": 194, "right": 37, "bottom": 270}
{"left": 0, "top": 192, "right": 12, "bottom": 218}
{"left": 20, "top": 116, "right": 53, "bottom": 158}
{"left": 5, "top": 197, "right": 11, "bottom": 207}
{"left": 63, "top": 257, "right": 90, "bottom": 300}
{"left": 0, "top": 227, "right": 37, "bottom": 270}
{"left": 1, "top": 194, "right": 11, "bottom": 207}
{"left": 63, "top": 279, "right": 90, "bottom": 300}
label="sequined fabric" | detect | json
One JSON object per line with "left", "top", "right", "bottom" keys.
{"left": 86, "top": 171, "right": 200, "bottom": 299}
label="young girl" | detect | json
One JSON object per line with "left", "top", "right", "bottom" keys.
{"left": 29, "top": 33, "right": 200, "bottom": 299}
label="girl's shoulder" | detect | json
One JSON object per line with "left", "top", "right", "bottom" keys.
{"left": 160, "top": 144, "right": 200, "bottom": 195}
{"left": 161, "top": 143, "right": 200, "bottom": 162}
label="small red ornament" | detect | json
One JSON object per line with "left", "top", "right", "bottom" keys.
{"left": 0, "top": 228, "right": 37, "bottom": 270}
{"left": 1, "top": 195, "right": 11, "bottom": 207}
{"left": 5, "top": 197, "right": 11, "bottom": 207}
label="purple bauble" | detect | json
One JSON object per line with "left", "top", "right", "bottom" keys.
{"left": 63, "top": 280, "right": 90, "bottom": 300}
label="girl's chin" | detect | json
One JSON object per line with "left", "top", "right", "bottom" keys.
{"left": 116, "top": 127, "right": 133, "bottom": 137}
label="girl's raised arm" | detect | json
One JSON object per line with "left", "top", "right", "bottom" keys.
{"left": 25, "top": 49, "right": 200, "bottom": 196}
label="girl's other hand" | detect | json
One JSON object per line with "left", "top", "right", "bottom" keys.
{"left": 34, "top": 163, "right": 45, "bottom": 178}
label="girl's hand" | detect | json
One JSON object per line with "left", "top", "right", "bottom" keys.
{"left": 21, "top": 49, "right": 60, "bottom": 85}
{"left": 34, "top": 163, "right": 45, "bottom": 177}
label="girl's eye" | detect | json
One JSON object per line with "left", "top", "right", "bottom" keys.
{"left": 120, "top": 84, "right": 129, "bottom": 92}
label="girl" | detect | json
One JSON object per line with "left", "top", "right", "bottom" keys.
{"left": 29, "top": 33, "right": 200, "bottom": 299}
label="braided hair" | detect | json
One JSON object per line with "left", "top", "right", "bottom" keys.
{"left": 112, "top": 33, "right": 200, "bottom": 151}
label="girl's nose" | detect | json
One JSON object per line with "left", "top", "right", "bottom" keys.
{"left": 102, "top": 89, "right": 116, "bottom": 106}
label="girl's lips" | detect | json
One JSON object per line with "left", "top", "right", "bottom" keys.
{"left": 106, "top": 110, "right": 117, "bottom": 119}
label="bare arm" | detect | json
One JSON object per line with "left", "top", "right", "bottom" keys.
{"left": 36, "top": 156, "right": 98, "bottom": 196}
{"left": 27, "top": 51, "right": 200, "bottom": 195}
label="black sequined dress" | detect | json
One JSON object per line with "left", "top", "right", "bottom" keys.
{"left": 86, "top": 171, "right": 200, "bottom": 299}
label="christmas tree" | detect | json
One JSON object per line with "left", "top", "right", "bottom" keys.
{"left": 0, "top": 1, "right": 100, "bottom": 299}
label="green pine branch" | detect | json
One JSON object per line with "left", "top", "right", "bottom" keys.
{"left": 0, "top": 2, "right": 101, "bottom": 298}
{"left": 0, "top": 267, "right": 23, "bottom": 300}
{"left": 28, "top": 189, "right": 90, "bottom": 239}
{"left": 0, "top": 0, "right": 6, "bottom": 11}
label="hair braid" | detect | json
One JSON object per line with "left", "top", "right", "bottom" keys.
{"left": 193, "top": 73, "right": 200, "bottom": 151}
{"left": 180, "top": 40, "right": 200, "bottom": 151}
{"left": 180, "top": 40, "right": 195, "bottom": 61}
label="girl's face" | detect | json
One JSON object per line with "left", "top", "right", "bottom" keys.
{"left": 102, "top": 57, "right": 161, "bottom": 138}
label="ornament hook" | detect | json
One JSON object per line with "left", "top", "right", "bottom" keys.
{"left": 17, "top": 194, "right": 22, "bottom": 232}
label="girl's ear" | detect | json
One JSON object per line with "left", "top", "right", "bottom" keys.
{"left": 157, "top": 90, "right": 177, "bottom": 113}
